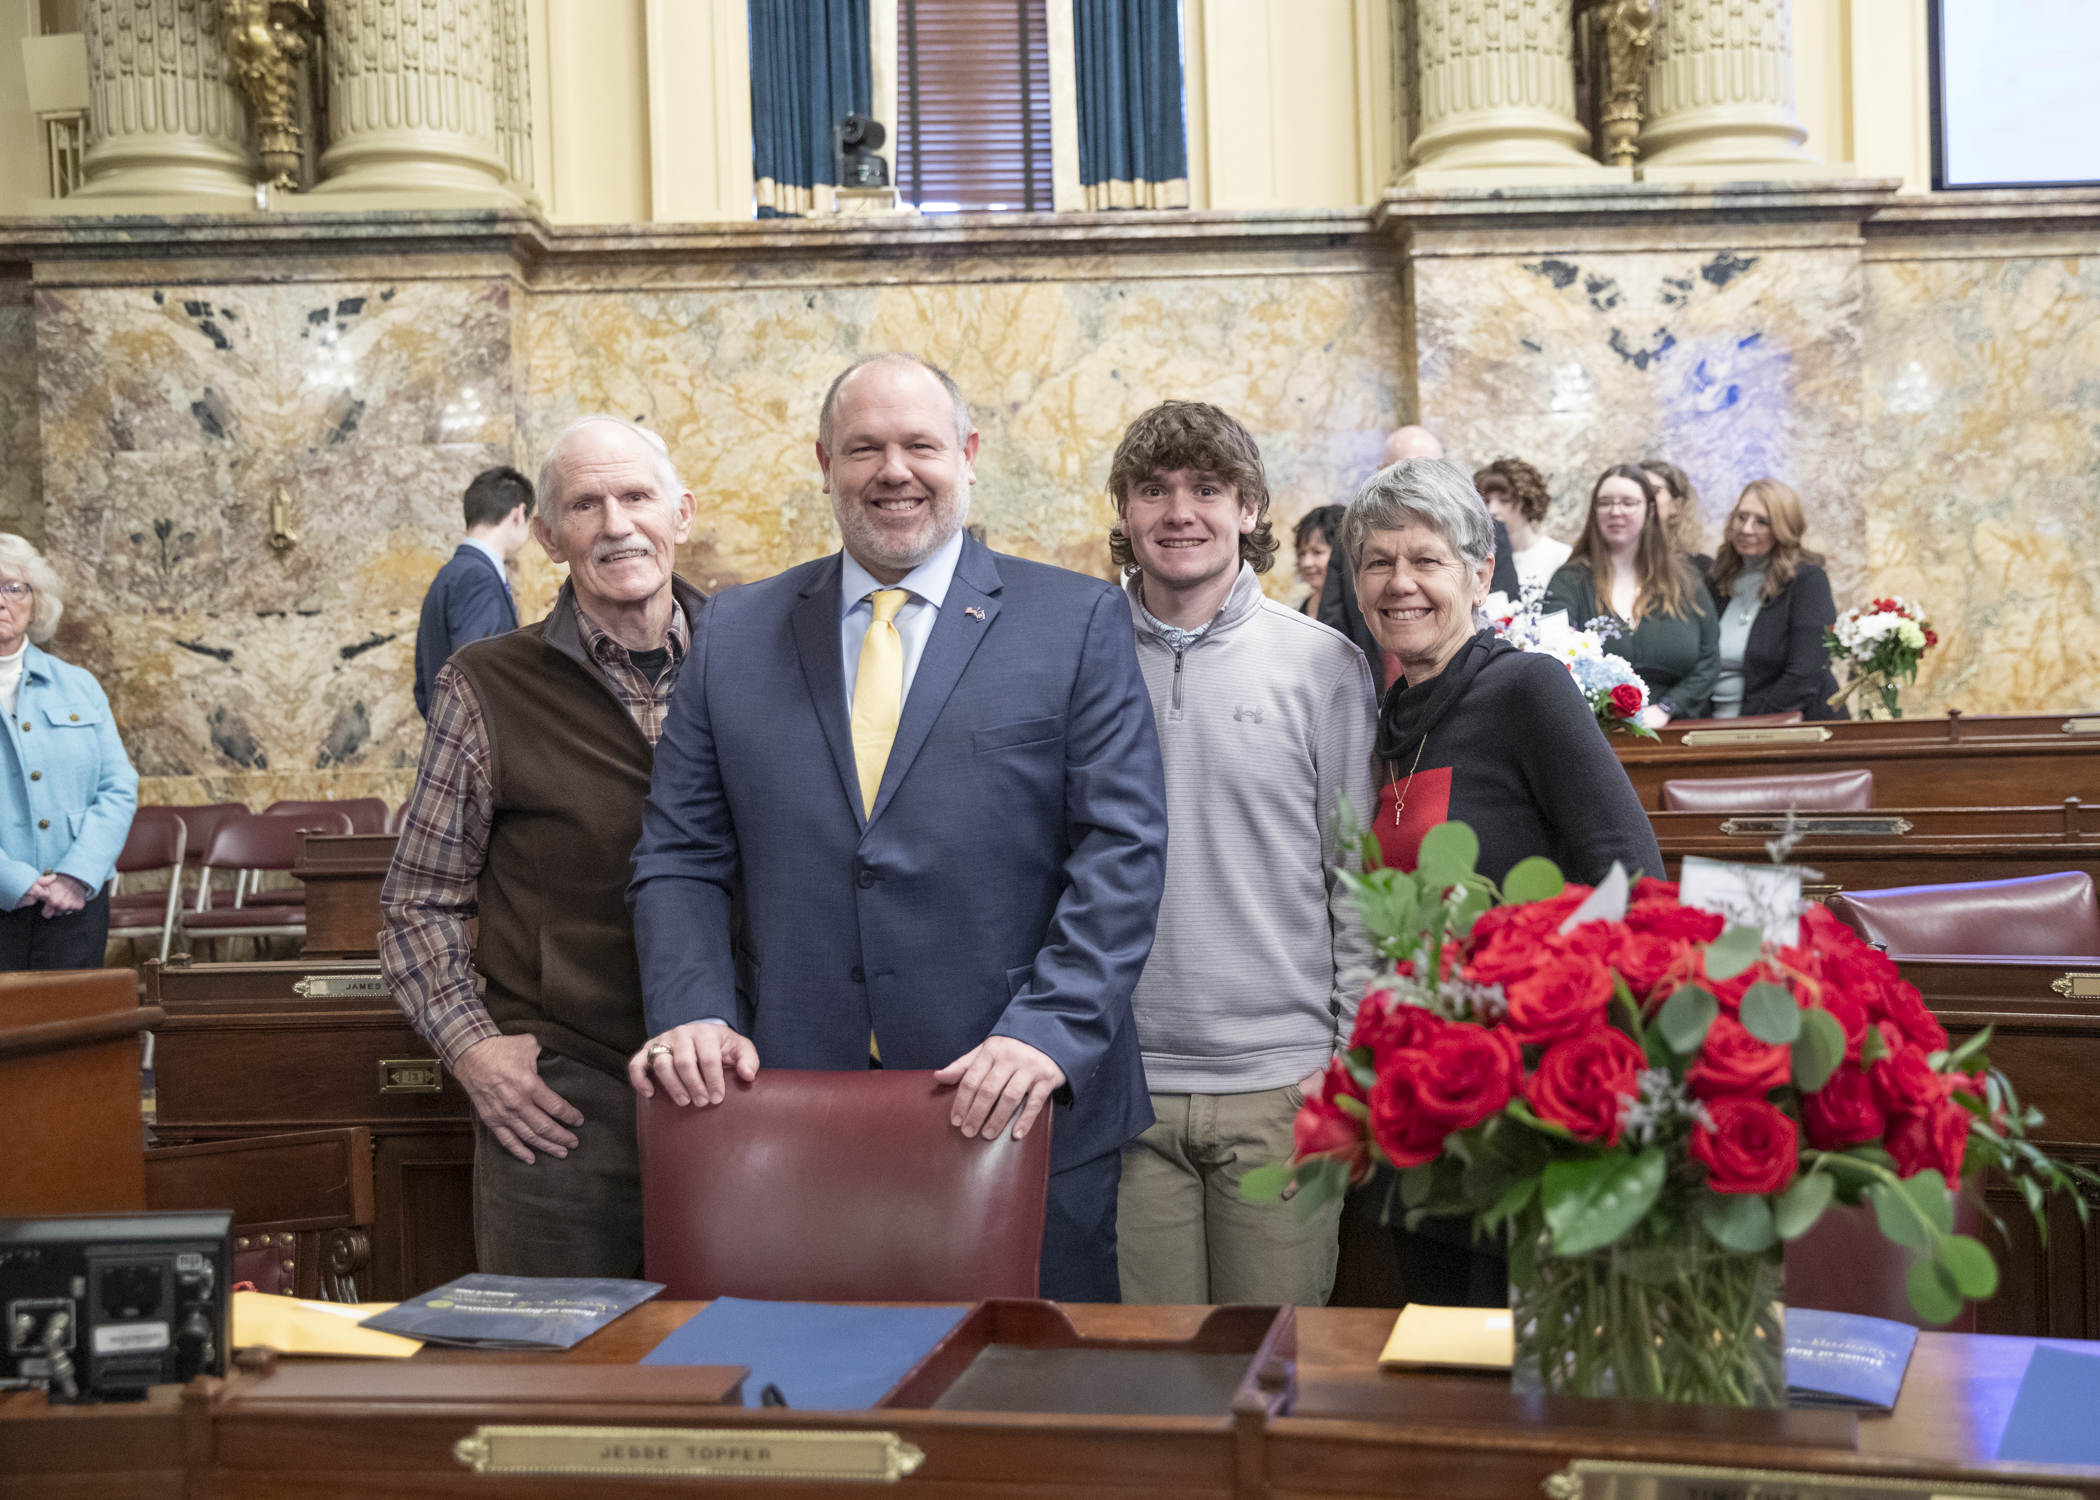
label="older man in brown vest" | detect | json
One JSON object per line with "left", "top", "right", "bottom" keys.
{"left": 380, "top": 415, "right": 703, "bottom": 1276}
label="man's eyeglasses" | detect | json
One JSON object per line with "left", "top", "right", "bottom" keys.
{"left": 0, "top": 582, "right": 32, "bottom": 600}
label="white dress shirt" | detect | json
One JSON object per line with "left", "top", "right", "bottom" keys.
{"left": 463, "top": 536, "right": 512, "bottom": 597}
{"left": 837, "top": 528, "right": 965, "bottom": 711}
{"left": 0, "top": 643, "right": 23, "bottom": 717}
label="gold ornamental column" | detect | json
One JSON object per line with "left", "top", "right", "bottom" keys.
{"left": 1635, "top": 0, "right": 1816, "bottom": 179}
{"left": 308, "top": 0, "right": 533, "bottom": 208}
{"left": 1403, "top": 0, "right": 1629, "bottom": 186}
{"left": 63, "top": 0, "right": 259, "bottom": 211}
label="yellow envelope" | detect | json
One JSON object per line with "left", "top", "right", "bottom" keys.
{"left": 232, "top": 1291, "right": 423, "bottom": 1359}
{"left": 1378, "top": 1304, "right": 1515, "bottom": 1370}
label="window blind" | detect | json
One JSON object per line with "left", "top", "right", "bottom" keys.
{"left": 899, "top": 0, "right": 1052, "bottom": 211}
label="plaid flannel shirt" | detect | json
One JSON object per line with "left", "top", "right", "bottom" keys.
{"left": 379, "top": 595, "right": 691, "bottom": 1069}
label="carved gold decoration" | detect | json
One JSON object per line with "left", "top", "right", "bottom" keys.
{"left": 222, "top": 0, "right": 315, "bottom": 191}
{"left": 2051, "top": 974, "right": 2100, "bottom": 1000}
{"left": 1598, "top": 0, "right": 1656, "bottom": 167}
{"left": 452, "top": 1427, "right": 927, "bottom": 1482}
{"left": 1717, "top": 816, "right": 1913, "bottom": 838}
{"left": 269, "top": 487, "right": 299, "bottom": 552}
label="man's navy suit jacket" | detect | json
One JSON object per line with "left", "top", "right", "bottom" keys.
{"left": 630, "top": 536, "right": 1168, "bottom": 1171}
{"left": 414, "top": 543, "right": 518, "bottom": 719}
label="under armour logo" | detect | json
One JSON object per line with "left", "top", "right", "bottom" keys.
{"left": 1232, "top": 704, "right": 1265, "bottom": 724}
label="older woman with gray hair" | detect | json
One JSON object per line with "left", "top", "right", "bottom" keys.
{"left": 1347, "top": 460, "right": 1659, "bottom": 888}
{"left": 0, "top": 534, "right": 138, "bottom": 969}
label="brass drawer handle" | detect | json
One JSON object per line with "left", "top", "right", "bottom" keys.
{"left": 379, "top": 1059, "right": 443, "bottom": 1094}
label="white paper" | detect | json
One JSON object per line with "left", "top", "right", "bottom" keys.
{"left": 1559, "top": 861, "right": 1630, "bottom": 933}
{"left": 1678, "top": 855, "right": 1804, "bottom": 947}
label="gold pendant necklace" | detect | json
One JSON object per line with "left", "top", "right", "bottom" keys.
{"left": 1389, "top": 734, "right": 1429, "bottom": 825}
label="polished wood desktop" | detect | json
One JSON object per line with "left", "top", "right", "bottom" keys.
{"left": 4, "top": 1303, "right": 2096, "bottom": 1499}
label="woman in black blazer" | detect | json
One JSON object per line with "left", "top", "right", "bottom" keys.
{"left": 1704, "top": 479, "right": 1846, "bottom": 720}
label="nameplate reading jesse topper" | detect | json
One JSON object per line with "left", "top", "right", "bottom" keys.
{"left": 452, "top": 1426, "right": 926, "bottom": 1482}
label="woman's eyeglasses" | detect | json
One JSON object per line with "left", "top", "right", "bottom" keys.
{"left": 1729, "top": 514, "right": 1774, "bottom": 531}
{"left": 0, "top": 582, "right": 32, "bottom": 600}
{"left": 1594, "top": 497, "right": 1646, "bottom": 512}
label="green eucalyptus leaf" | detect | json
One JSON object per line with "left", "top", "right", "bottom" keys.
{"left": 1868, "top": 1182, "right": 1933, "bottom": 1251}
{"left": 1333, "top": 1092, "right": 1370, "bottom": 1121}
{"left": 1486, "top": 1176, "right": 1540, "bottom": 1224}
{"left": 1739, "top": 981, "right": 1802, "bottom": 1044}
{"left": 1400, "top": 1164, "right": 1435, "bottom": 1209}
{"left": 1293, "top": 1157, "right": 1349, "bottom": 1221}
{"left": 1657, "top": 983, "right": 1720, "bottom": 1055}
{"left": 1704, "top": 923, "right": 1765, "bottom": 982}
{"left": 1774, "top": 1171, "right": 1836, "bottom": 1240}
{"left": 1416, "top": 822, "right": 1481, "bottom": 888}
{"left": 1792, "top": 1006, "right": 1846, "bottom": 1093}
{"left": 1936, "top": 1234, "right": 2000, "bottom": 1299}
{"left": 1451, "top": 880, "right": 1494, "bottom": 938}
{"left": 1543, "top": 1149, "right": 1667, "bottom": 1257}
{"left": 1345, "top": 1047, "right": 1378, "bottom": 1093}
{"left": 1945, "top": 1027, "right": 1993, "bottom": 1071}
{"left": 1906, "top": 1257, "right": 1965, "bottom": 1325}
{"left": 1240, "top": 1162, "right": 1294, "bottom": 1201}
{"left": 1699, "top": 1191, "right": 1778, "bottom": 1252}
{"left": 1906, "top": 1169, "right": 1956, "bottom": 1236}
{"left": 1502, "top": 856, "right": 1566, "bottom": 906}
{"left": 1859, "top": 1024, "right": 1890, "bottom": 1064}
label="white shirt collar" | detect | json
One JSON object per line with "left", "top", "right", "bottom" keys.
{"left": 464, "top": 535, "right": 509, "bottom": 582}
{"left": 839, "top": 527, "right": 966, "bottom": 617}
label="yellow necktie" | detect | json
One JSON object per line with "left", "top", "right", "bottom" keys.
{"left": 850, "top": 589, "right": 910, "bottom": 818}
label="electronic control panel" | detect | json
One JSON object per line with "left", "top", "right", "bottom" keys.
{"left": 2, "top": 1212, "right": 231, "bottom": 1402}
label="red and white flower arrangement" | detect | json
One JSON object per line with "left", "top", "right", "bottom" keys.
{"left": 1826, "top": 596, "right": 1938, "bottom": 719}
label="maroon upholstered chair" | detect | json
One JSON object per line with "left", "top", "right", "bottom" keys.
{"left": 1830, "top": 872, "right": 2100, "bottom": 959}
{"left": 1783, "top": 1194, "right": 1983, "bottom": 1331}
{"left": 186, "top": 811, "right": 353, "bottom": 950}
{"left": 264, "top": 797, "right": 389, "bottom": 835}
{"left": 107, "top": 808, "right": 187, "bottom": 961}
{"left": 385, "top": 801, "right": 409, "bottom": 834}
{"left": 641, "top": 1069, "right": 1052, "bottom": 1302}
{"left": 1663, "top": 711, "right": 1807, "bottom": 731}
{"left": 167, "top": 803, "right": 247, "bottom": 909}
{"left": 1662, "top": 769, "right": 1875, "bottom": 813}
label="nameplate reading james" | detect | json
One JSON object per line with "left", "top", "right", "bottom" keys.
{"left": 1679, "top": 728, "right": 1835, "bottom": 747}
{"left": 293, "top": 974, "right": 390, "bottom": 998}
{"left": 452, "top": 1426, "right": 926, "bottom": 1482}
{"left": 1542, "top": 1460, "right": 2080, "bottom": 1500}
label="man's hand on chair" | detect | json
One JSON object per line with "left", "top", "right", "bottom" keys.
{"left": 629, "top": 1020, "right": 760, "bottom": 1108}
{"left": 935, "top": 1036, "right": 1065, "bottom": 1142}
{"left": 454, "top": 1032, "right": 584, "bottom": 1165}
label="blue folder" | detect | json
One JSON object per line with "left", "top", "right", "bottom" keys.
{"left": 640, "top": 1297, "right": 970, "bottom": 1410}
{"left": 1996, "top": 1344, "right": 2100, "bottom": 1465}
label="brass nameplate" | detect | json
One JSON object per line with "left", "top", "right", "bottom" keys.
{"left": 378, "top": 1059, "right": 443, "bottom": 1094}
{"left": 1541, "top": 1459, "right": 2080, "bottom": 1500}
{"left": 1679, "top": 727, "right": 1834, "bottom": 747}
{"left": 1718, "top": 816, "right": 1913, "bottom": 838}
{"left": 2051, "top": 972, "right": 2100, "bottom": 1000}
{"left": 453, "top": 1426, "right": 925, "bottom": 1482}
{"left": 293, "top": 974, "right": 389, "bottom": 998}
{"left": 1800, "top": 884, "right": 1844, "bottom": 904}
{"left": 2063, "top": 718, "right": 2100, "bottom": 734}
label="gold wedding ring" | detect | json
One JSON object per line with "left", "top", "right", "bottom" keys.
{"left": 647, "top": 1043, "right": 672, "bottom": 1059}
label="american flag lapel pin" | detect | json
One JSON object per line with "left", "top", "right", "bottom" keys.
{"left": 964, "top": 606, "right": 986, "bottom": 620}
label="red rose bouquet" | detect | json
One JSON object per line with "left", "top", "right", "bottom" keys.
{"left": 1250, "top": 822, "right": 2094, "bottom": 1406}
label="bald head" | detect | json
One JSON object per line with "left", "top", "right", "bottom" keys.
{"left": 1382, "top": 425, "right": 1444, "bottom": 465}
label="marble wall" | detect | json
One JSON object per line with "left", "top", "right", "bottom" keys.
{"left": 0, "top": 278, "right": 37, "bottom": 545}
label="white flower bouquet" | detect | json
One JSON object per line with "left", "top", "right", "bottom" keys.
{"left": 1488, "top": 596, "right": 1659, "bottom": 740}
{"left": 1826, "top": 596, "right": 1938, "bottom": 719}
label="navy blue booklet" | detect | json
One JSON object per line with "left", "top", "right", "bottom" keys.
{"left": 1996, "top": 1344, "right": 2100, "bottom": 1465}
{"left": 641, "top": 1297, "right": 969, "bottom": 1409}
{"left": 1784, "top": 1307, "right": 1920, "bottom": 1411}
{"left": 358, "top": 1274, "right": 664, "bottom": 1350}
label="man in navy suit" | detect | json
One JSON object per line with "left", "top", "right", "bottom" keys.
{"left": 414, "top": 466, "right": 534, "bottom": 718}
{"left": 628, "top": 354, "right": 1168, "bottom": 1300}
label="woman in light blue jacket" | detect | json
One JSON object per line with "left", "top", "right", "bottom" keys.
{"left": 0, "top": 535, "right": 137, "bottom": 969}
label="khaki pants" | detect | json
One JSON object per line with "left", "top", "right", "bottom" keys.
{"left": 1117, "top": 1085, "right": 1341, "bottom": 1307}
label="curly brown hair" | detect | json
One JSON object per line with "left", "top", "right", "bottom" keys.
{"left": 1106, "top": 401, "right": 1278, "bottom": 574}
{"left": 1472, "top": 457, "right": 1551, "bottom": 524}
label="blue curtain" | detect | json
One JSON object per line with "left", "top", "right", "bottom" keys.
{"left": 1073, "top": 0, "right": 1188, "bottom": 210}
{"left": 749, "top": 0, "right": 872, "bottom": 217}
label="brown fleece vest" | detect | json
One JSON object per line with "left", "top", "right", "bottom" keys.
{"left": 450, "top": 623, "right": 654, "bottom": 1078}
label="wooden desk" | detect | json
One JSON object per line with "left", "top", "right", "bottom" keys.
{"left": 0, "top": 969, "right": 157, "bottom": 1216}
{"left": 291, "top": 833, "right": 396, "bottom": 958}
{"left": 1649, "top": 804, "right": 2100, "bottom": 893}
{"left": 1616, "top": 711, "right": 2100, "bottom": 811}
{"left": 5, "top": 1306, "right": 2097, "bottom": 1499}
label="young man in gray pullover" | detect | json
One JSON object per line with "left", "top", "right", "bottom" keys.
{"left": 1108, "top": 401, "right": 1378, "bottom": 1307}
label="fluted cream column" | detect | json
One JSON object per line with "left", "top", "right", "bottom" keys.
{"left": 65, "top": 0, "right": 258, "bottom": 210}
{"left": 309, "top": 0, "right": 531, "bottom": 207}
{"left": 1403, "top": 0, "right": 1628, "bottom": 185}
{"left": 1635, "top": 0, "right": 1816, "bottom": 179}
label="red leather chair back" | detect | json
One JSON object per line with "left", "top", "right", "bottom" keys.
{"left": 201, "top": 811, "right": 353, "bottom": 873}
{"left": 1663, "top": 711, "right": 1807, "bottom": 731}
{"left": 1662, "top": 769, "right": 1875, "bottom": 813}
{"left": 1830, "top": 872, "right": 2100, "bottom": 958}
{"left": 265, "top": 797, "right": 389, "bottom": 835}
{"left": 641, "top": 1069, "right": 1051, "bottom": 1302}
{"left": 1784, "top": 1196, "right": 1981, "bottom": 1330}
{"left": 169, "top": 803, "right": 248, "bottom": 857}
{"left": 116, "top": 808, "right": 186, "bottom": 874}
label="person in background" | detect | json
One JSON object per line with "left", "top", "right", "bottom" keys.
{"left": 1544, "top": 465, "right": 1719, "bottom": 727}
{"left": 1706, "top": 479, "right": 1845, "bottom": 720}
{"left": 1320, "top": 425, "right": 1518, "bottom": 691}
{"left": 1345, "top": 459, "right": 1660, "bottom": 1306}
{"left": 1107, "top": 402, "right": 1375, "bottom": 1308}
{"left": 1291, "top": 505, "right": 1344, "bottom": 617}
{"left": 1640, "top": 458, "right": 1711, "bottom": 575}
{"left": 0, "top": 534, "right": 138, "bottom": 970}
{"left": 414, "top": 465, "right": 534, "bottom": 720}
{"left": 1474, "top": 458, "right": 1566, "bottom": 601}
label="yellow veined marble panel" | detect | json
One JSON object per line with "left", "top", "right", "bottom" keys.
{"left": 1862, "top": 253, "right": 2100, "bottom": 714}
{"left": 1410, "top": 242, "right": 1868, "bottom": 609}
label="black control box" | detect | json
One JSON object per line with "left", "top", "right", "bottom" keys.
{"left": 1, "top": 1212, "right": 231, "bottom": 1402}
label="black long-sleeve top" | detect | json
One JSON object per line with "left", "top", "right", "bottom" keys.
{"left": 1705, "top": 561, "right": 1847, "bottom": 721}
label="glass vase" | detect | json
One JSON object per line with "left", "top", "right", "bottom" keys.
{"left": 1511, "top": 1230, "right": 1786, "bottom": 1407}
